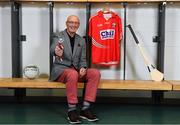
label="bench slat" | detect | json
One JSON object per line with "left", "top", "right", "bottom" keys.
{"left": 168, "top": 81, "right": 180, "bottom": 90}
{"left": 0, "top": 78, "right": 84, "bottom": 89}
{"left": 99, "top": 80, "right": 172, "bottom": 90}
{"left": 0, "top": 78, "right": 172, "bottom": 90}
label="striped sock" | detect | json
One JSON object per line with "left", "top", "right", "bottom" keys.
{"left": 68, "top": 103, "right": 76, "bottom": 112}
{"left": 82, "top": 101, "right": 90, "bottom": 110}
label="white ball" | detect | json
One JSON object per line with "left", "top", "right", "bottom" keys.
{"left": 24, "top": 65, "right": 39, "bottom": 79}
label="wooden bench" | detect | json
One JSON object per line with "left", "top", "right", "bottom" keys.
{"left": 168, "top": 81, "right": 180, "bottom": 91}
{"left": 0, "top": 78, "right": 172, "bottom": 91}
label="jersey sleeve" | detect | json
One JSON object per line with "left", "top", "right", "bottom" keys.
{"left": 117, "top": 16, "right": 123, "bottom": 40}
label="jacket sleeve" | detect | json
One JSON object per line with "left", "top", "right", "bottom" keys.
{"left": 50, "top": 33, "right": 60, "bottom": 56}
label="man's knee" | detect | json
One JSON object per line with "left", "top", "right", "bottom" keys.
{"left": 66, "top": 69, "right": 79, "bottom": 80}
{"left": 88, "top": 68, "right": 101, "bottom": 78}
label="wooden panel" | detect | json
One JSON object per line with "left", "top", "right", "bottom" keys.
{"left": 168, "top": 81, "right": 180, "bottom": 90}
{"left": 12, "top": 0, "right": 180, "bottom": 2}
{"left": 166, "top": 0, "right": 180, "bottom": 1}
{"left": 14, "top": 0, "right": 174, "bottom": 2}
{"left": 15, "top": 0, "right": 87, "bottom": 2}
{"left": 87, "top": 0, "right": 165, "bottom": 2}
{"left": 0, "top": 78, "right": 172, "bottom": 90}
{"left": 0, "top": 0, "right": 9, "bottom": 1}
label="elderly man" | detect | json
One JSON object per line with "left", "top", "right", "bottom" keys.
{"left": 50, "top": 15, "right": 101, "bottom": 124}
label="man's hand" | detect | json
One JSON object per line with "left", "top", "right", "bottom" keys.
{"left": 55, "top": 45, "right": 63, "bottom": 57}
{"left": 79, "top": 67, "right": 87, "bottom": 78}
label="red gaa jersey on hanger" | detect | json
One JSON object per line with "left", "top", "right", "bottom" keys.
{"left": 89, "top": 10, "right": 122, "bottom": 66}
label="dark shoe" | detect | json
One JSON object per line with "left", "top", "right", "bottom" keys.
{"left": 67, "top": 110, "right": 81, "bottom": 124}
{"left": 79, "top": 109, "right": 99, "bottom": 122}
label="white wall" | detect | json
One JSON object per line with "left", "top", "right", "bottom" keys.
{"left": 165, "top": 3, "right": 180, "bottom": 80}
{"left": 126, "top": 4, "right": 158, "bottom": 80}
{"left": 1, "top": 2, "right": 180, "bottom": 97}
{"left": 0, "top": 3, "right": 162, "bottom": 80}
{"left": 0, "top": 3, "right": 13, "bottom": 95}
{"left": 22, "top": 3, "right": 50, "bottom": 77}
{"left": 0, "top": 4, "right": 11, "bottom": 77}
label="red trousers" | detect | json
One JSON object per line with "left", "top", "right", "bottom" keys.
{"left": 56, "top": 68, "right": 100, "bottom": 104}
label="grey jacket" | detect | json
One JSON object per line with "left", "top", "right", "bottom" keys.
{"left": 49, "top": 30, "right": 87, "bottom": 81}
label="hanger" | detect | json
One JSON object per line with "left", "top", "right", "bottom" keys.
{"left": 102, "top": 3, "right": 111, "bottom": 13}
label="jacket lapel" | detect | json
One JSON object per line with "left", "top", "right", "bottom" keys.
{"left": 73, "top": 35, "right": 79, "bottom": 57}
{"left": 63, "top": 30, "right": 72, "bottom": 56}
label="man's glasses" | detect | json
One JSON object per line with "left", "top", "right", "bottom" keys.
{"left": 67, "top": 21, "right": 80, "bottom": 25}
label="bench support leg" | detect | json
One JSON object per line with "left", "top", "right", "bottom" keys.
{"left": 15, "top": 89, "right": 26, "bottom": 102}
{"left": 152, "top": 91, "right": 164, "bottom": 105}
{"left": 11, "top": 2, "right": 26, "bottom": 102}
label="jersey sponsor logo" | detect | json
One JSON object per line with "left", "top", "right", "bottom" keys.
{"left": 100, "top": 29, "right": 115, "bottom": 40}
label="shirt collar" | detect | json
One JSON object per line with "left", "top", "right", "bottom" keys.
{"left": 97, "top": 10, "right": 116, "bottom": 18}
{"left": 66, "top": 29, "right": 75, "bottom": 39}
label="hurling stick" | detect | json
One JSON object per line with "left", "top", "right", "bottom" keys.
{"left": 127, "top": 24, "right": 164, "bottom": 81}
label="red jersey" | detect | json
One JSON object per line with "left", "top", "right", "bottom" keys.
{"left": 89, "top": 10, "right": 122, "bottom": 66}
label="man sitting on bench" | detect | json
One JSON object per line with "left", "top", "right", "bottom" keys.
{"left": 50, "top": 15, "right": 101, "bottom": 124}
